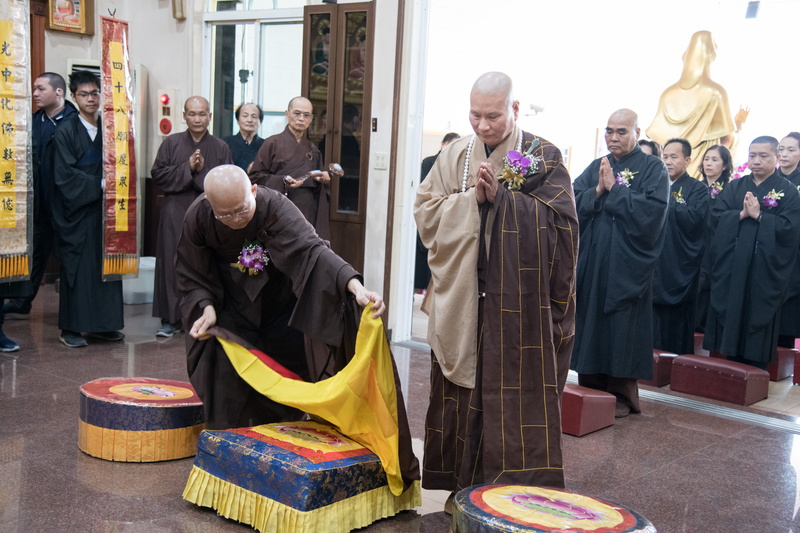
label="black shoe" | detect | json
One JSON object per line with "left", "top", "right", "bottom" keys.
{"left": 60, "top": 331, "right": 88, "bottom": 348}
{"left": 0, "top": 332, "right": 19, "bottom": 352}
{"left": 86, "top": 331, "right": 125, "bottom": 342}
{"left": 3, "top": 300, "right": 30, "bottom": 319}
{"left": 615, "top": 403, "right": 631, "bottom": 418}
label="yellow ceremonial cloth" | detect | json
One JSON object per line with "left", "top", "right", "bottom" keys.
{"left": 218, "top": 304, "right": 404, "bottom": 496}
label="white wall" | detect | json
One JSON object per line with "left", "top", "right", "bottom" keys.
{"left": 44, "top": 0, "right": 200, "bottom": 173}
{"left": 356, "top": 0, "right": 398, "bottom": 297}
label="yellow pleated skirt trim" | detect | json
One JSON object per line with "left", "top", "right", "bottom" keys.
{"left": 78, "top": 420, "right": 204, "bottom": 462}
{"left": 182, "top": 465, "right": 421, "bottom": 533}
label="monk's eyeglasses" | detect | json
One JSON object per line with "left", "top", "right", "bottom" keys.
{"left": 214, "top": 203, "right": 250, "bottom": 221}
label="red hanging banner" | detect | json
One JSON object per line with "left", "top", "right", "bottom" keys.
{"left": 100, "top": 16, "right": 138, "bottom": 279}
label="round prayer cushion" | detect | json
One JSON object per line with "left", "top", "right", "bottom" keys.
{"left": 78, "top": 377, "right": 204, "bottom": 462}
{"left": 452, "top": 484, "right": 656, "bottom": 533}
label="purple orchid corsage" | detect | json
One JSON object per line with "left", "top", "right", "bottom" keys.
{"left": 763, "top": 189, "right": 784, "bottom": 208}
{"left": 231, "top": 240, "right": 269, "bottom": 275}
{"left": 499, "top": 139, "right": 542, "bottom": 191}
{"left": 709, "top": 181, "right": 723, "bottom": 198}
{"left": 615, "top": 168, "right": 638, "bottom": 187}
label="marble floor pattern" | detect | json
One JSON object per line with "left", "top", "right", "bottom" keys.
{"left": 3, "top": 285, "right": 800, "bottom": 532}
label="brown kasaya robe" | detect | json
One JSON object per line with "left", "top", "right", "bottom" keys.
{"left": 249, "top": 126, "right": 330, "bottom": 239}
{"left": 176, "top": 186, "right": 419, "bottom": 489}
{"left": 151, "top": 130, "right": 231, "bottom": 324}
{"left": 414, "top": 128, "right": 578, "bottom": 491}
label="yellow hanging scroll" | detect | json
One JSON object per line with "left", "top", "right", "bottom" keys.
{"left": 100, "top": 16, "right": 138, "bottom": 279}
{"left": 0, "top": 0, "right": 32, "bottom": 281}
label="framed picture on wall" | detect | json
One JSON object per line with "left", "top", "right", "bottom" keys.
{"left": 46, "top": 0, "right": 94, "bottom": 36}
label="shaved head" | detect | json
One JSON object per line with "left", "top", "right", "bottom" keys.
{"left": 471, "top": 71, "right": 514, "bottom": 107}
{"left": 287, "top": 96, "right": 312, "bottom": 112}
{"left": 184, "top": 96, "right": 209, "bottom": 112}
{"left": 609, "top": 108, "right": 639, "bottom": 130}
{"left": 469, "top": 71, "right": 519, "bottom": 148}
{"left": 205, "top": 165, "right": 257, "bottom": 229}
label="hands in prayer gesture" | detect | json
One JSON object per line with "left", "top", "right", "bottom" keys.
{"left": 740, "top": 191, "right": 761, "bottom": 221}
{"left": 595, "top": 157, "right": 616, "bottom": 198}
{"left": 189, "top": 149, "right": 205, "bottom": 173}
{"left": 475, "top": 161, "right": 498, "bottom": 204}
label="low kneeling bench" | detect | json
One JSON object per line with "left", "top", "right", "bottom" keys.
{"left": 639, "top": 350, "right": 678, "bottom": 387}
{"left": 182, "top": 420, "right": 420, "bottom": 533}
{"left": 561, "top": 384, "right": 615, "bottom": 437}
{"left": 670, "top": 355, "right": 769, "bottom": 406}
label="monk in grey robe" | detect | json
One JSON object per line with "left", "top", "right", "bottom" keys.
{"left": 150, "top": 96, "right": 231, "bottom": 337}
{"left": 414, "top": 72, "right": 577, "bottom": 508}
{"left": 249, "top": 96, "right": 332, "bottom": 239}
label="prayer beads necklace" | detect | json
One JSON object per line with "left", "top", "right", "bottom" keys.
{"left": 461, "top": 132, "right": 523, "bottom": 193}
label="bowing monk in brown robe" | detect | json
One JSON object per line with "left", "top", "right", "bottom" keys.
{"left": 176, "top": 164, "right": 419, "bottom": 489}
{"left": 249, "top": 96, "right": 332, "bottom": 239}
{"left": 414, "top": 72, "right": 578, "bottom": 510}
{"left": 151, "top": 96, "right": 231, "bottom": 338}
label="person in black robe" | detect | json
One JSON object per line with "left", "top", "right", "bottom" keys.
{"left": 223, "top": 103, "right": 264, "bottom": 173}
{"left": 652, "top": 139, "right": 709, "bottom": 354}
{"left": 3, "top": 73, "right": 77, "bottom": 326}
{"left": 777, "top": 132, "right": 800, "bottom": 348}
{"left": 52, "top": 71, "right": 124, "bottom": 348}
{"left": 414, "top": 132, "right": 460, "bottom": 293}
{"left": 250, "top": 97, "right": 332, "bottom": 239}
{"left": 696, "top": 144, "right": 733, "bottom": 332}
{"left": 571, "top": 109, "right": 669, "bottom": 418}
{"left": 705, "top": 136, "right": 800, "bottom": 368}
{"left": 151, "top": 96, "right": 232, "bottom": 338}
{"left": 175, "top": 164, "right": 419, "bottom": 491}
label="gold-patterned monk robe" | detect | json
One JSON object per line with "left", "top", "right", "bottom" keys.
{"left": 100, "top": 16, "right": 138, "bottom": 279}
{"left": 0, "top": 0, "right": 32, "bottom": 281}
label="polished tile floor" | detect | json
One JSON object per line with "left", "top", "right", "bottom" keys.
{"left": 3, "top": 285, "right": 800, "bottom": 532}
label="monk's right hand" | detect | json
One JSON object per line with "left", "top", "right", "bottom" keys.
{"left": 190, "top": 305, "right": 217, "bottom": 340}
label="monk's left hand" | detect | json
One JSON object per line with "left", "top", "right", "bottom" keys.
{"left": 347, "top": 278, "right": 386, "bottom": 318}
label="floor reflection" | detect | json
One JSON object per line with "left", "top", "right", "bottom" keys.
{"left": 3, "top": 284, "right": 800, "bottom": 531}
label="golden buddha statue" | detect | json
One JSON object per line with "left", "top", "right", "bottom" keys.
{"left": 646, "top": 30, "right": 748, "bottom": 178}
